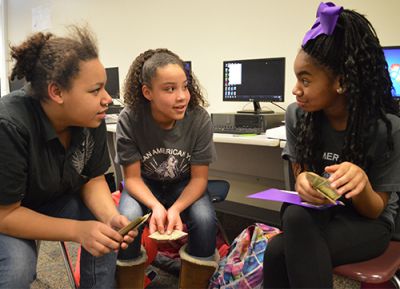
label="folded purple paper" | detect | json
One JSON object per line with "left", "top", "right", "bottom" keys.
{"left": 247, "top": 188, "right": 343, "bottom": 210}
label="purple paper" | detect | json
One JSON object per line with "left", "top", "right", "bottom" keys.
{"left": 247, "top": 188, "right": 342, "bottom": 210}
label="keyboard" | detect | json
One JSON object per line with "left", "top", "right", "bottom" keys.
{"left": 213, "top": 127, "right": 264, "bottom": 134}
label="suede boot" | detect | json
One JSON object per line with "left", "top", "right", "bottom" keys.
{"left": 116, "top": 247, "right": 147, "bottom": 289}
{"left": 178, "top": 244, "right": 219, "bottom": 289}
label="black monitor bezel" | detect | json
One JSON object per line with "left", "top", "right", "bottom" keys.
{"left": 222, "top": 57, "right": 285, "bottom": 103}
{"left": 105, "top": 67, "right": 120, "bottom": 99}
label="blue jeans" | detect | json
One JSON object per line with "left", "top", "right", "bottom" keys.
{"left": 118, "top": 178, "right": 217, "bottom": 261}
{"left": 0, "top": 194, "right": 117, "bottom": 289}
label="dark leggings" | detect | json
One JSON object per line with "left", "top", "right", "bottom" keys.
{"left": 263, "top": 204, "right": 392, "bottom": 289}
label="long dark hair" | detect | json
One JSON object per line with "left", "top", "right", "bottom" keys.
{"left": 297, "top": 9, "right": 399, "bottom": 171}
{"left": 123, "top": 48, "right": 207, "bottom": 111}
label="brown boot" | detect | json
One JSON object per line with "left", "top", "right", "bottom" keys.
{"left": 178, "top": 244, "right": 219, "bottom": 289}
{"left": 116, "top": 248, "right": 147, "bottom": 289}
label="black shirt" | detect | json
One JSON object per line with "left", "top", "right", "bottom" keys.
{"left": 0, "top": 89, "right": 110, "bottom": 209}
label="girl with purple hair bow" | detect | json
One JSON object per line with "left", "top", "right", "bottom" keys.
{"left": 263, "top": 2, "right": 400, "bottom": 288}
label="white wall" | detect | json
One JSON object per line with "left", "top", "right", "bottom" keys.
{"left": 5, "top": 0, "right": 400, "bottom": 113}
{"left": 0, "top": 0, "right": 9, "bottom": 96}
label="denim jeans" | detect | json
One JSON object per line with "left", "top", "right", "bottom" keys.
{"left": 0, "top": 194, "right": 117, "bottom": 289}
{"left": 118, "top": 178, "right": 217, "bottom": 261}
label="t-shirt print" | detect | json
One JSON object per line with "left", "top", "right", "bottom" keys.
{"left": 142, "top": 147, "right": 191, "bottom": 181}
{"left": 71, "top": 129, "right": 95, "bottom": 175}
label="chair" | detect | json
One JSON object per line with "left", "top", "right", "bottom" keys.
{"left": 284, "top": 159, "right": 400, "bottom": 288}
{"left": 333, "top": 241, "right": 400, "bottom": 288}
{"left": 207, "top": 179, "right": 231, "bottom": 245}
{"left": 332, "top": 193, "right": 400, "bottom": 288}
{"left": 54, "top": 179, "right": 230, "bottom": 289}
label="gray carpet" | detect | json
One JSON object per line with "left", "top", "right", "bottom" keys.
{"left": 31, "top": 241, "right": 179, "bottom": 289}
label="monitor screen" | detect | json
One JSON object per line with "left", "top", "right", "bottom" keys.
{"left": 223, "top": 57, "right": 285, "bottom": 104}
{"left": 183, "top": 61, "right": 192, "bottom": 82}
{"left": 105, "top": 67, "right": 120, "bottom": 98}
{"left": 383, "top": 46, "right": 400, "bottom": 98}
{"left": 183, "top": 61, "right": 191, "bottom": 74}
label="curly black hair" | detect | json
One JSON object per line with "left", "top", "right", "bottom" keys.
{"left": 123, "top": 48, "right": 207, "bottom": 110}
{"left": 10, "top": 25, "right": 98, "bottom": 101}
{"left": 297, "top": 8, "right": 399, "bottom": 171}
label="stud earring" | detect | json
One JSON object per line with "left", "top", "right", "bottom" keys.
{"left": 337, "top": 87, "right": 344, "bottom": 94}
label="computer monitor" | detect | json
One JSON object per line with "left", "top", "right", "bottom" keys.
{"left": 223, "top": 57, "right": 285, "bottom": 114}
{"left": 183, "top": 61, "right": 192, "bottom": 82}
{"left": 105, "top": 67, "right": 120, "bottom": 99}
{"left": 383, "top": 46, "right": 400, "bottom": 99}
{"left": 183, "top": 61, "right": 191, "bottom": 74}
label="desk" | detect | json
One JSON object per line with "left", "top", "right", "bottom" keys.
{"left": 106, "top": 125, "right": 288, "bottom": 225}
{"left": 209, "top": 134, "right": 287, "bottom": 225}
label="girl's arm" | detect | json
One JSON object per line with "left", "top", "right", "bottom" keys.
{"left": 123, "top": 161, "right": 167, "bottom": 234}
{"left": 123, "top": 160, "right": 162, "bottom": 210}
{"left": 166, "top": 164, "right": 209, "bottom": 233}
{"left": 80, "top": 175, "right": 137, "bottom": 250}
{"left": 326, "top": 162, "right": 389, "bottom": 219}
{"left": 292, "top": 162, "right": 331, "bottom": 205}
{"left": 0, "top": 200, "right": 124, "bottom": 257}
{"left": 170, "top": 164, "right": 208, "bottom": 212}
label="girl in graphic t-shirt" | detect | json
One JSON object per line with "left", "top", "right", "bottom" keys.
{"left": 263, "top": 2, "right": 400, "bottom": 289}
{"left": 114, "top": 48, "right": 219, "bottom": 288}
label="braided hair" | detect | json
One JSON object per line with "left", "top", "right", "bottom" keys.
{"left": 123, "top": 48, "right": 207, "bottom": 110}
{"left": 297, "top": 9, "right": 399, "bottom": 172}
{"left": 10, "top": 26, "right": 98, "bottom": 101}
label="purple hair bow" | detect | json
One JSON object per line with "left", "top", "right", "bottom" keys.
{"left": 302, "top": 2, "right": 343, "bottom": 46}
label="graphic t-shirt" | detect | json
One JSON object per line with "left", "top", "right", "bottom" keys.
{"left": 116, "top": 103, "right": 216, "bottom": 182}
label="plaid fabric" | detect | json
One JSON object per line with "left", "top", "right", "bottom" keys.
{"left": 208, "top": 223, "right": 281, "bottom": 289}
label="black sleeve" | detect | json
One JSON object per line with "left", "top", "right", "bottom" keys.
{"left": 0, "top": 119, "right": 28, "bottom": 204}
{"left": 82, "top": 121, "right": 111, "bottom": 178}
{"left": 368, "top": 128, "right": 400, "bottom": 193}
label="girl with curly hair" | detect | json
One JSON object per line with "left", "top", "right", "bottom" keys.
{"left": 0, "top": 26, "right": 136, "bottom": 289}
{"left": 115, "top": 49, "right": 218, "bottom": 288}
{"left": 263, "top": 2, "right": 400, "bottom": 288}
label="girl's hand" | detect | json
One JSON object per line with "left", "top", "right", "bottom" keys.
{"left": 166, "top": 207, "right": 183, "bottom": 234}
{"left": 149, "top": 203, "right": 168, "bottom": 234}
{"left": 325, "top": 162, "right": 368, "bottom": 199}
{"left": 75, "top": 220, "right": 123, "bottom": 257}
{"left": 109, "top": 214, "right": 137, "bottom": 250}
{"left": 296, "top": 172, "right": 331, "bottom": 205}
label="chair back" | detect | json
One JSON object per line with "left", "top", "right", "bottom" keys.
{"left": 207, "top": 180, "right": 230, "bottom": 203}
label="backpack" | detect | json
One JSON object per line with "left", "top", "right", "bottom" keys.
{"left": 208, "top": 223, "right": 281, "bottom": 289}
